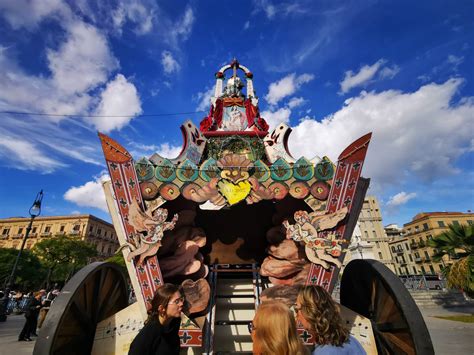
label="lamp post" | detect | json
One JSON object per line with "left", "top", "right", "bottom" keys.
{"left": 6, "top": 190, "right": 44, "bottom": 290}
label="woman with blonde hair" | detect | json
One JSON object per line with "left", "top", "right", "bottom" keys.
{"left": 250, "top": 300, "right": 307, "bottom": 355}
{"left": 295, "top": 285, "right": 365, "bottom": 354}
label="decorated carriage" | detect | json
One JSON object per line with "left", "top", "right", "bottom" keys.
{"left": 34, "top": 60, "right": 433, "bottom": 354}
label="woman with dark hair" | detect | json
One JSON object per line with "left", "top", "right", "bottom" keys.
{"left": 128, "top": 283, "right": 184, "bottom": 355}
{"left": 295, "top": 286, "right": 365, "bottom": 354}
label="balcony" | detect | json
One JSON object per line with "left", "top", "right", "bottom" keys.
{"left": 415, "top": 257, "right": 423, "bottom": 263}
{"left": 12, "top": 234, "right": 24, "bottom": 239}
{"left": 56, "top": 231, "right": 65, "bottom": 236}
{"left": 29, "top": 233, "right": 37, "bottom": 238}
{"left": 418, "top": 240, "right": 425, "bottom": 248}
{"left": 70, "top": 230, "right": 80, "bottom": 235}
{"left": 41, "top": 232, "right": 52, "bottom": 237}
{"left": 410, "top": 242, "right": 418, "bottom": 249}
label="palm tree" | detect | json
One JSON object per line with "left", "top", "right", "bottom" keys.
{"left": 427, "top": 224, "right": 474, "bottom": 297}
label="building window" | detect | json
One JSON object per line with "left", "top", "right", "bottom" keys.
{"left": 405, "top": 243, "right": 410, "bottom": 250}
{"left": 423, "top": 223, "right": 428, "bottom": 230}
{"left": 437, "top": 221, "right": 445, "bottom": 227}
{"left": 421, "top": 266, "right": 426, "bottom": 274}
{"left": 412, "top": 267, "right": 417, "bottom": 274}
{"left": 415, "top": 226, "right": 419, "bottom": 233}
{"left": 427, "top": 234, "right": 432, "bottom": 240}
{"left": 2, "top": 228, "right": 9, "bottom": 235}
{"left": 45, "top": 226, "right": 51, "bottom": 233}
{"left": 378, "top": 252, "right": 382, "bottom": 259}
{"left": 18, "top": 227, "right": 23, "bottom": 234}
{"left": 89, "top": 226, "right": 94, "bottom": 232}
{"left": 424, "top": 251, "right": 430, "bottom": 258}
{"left": 391, "top": 246, "right": 395, "bottom": 252}
{"left": 429, "top": 265, "right": 435, "bottom": 274}
{"left": 60, "top": 225, "right": 65, "bottom": 232}
{"left": 452, "top": 220, "right": 460, "bottom": 226}
{"left": 73, "top": 224, "right": 80, "bottom": 231}
{"left": 98, "top": 228, "right": 102, "bottom": 236}
{"left": 409, "top": 254, "right": 413, "bottom": 262}
{"left": 401, "top": 255, "right": 406, "bottom": 263}
{"left": 32, "top": 227, "right": 37, "bottom": 233}
{"left": 108, "top": 246, "right": 112, "bottom": 255}
{"left": 467, "top": 220, "right": 473, "bottom": 226}
{"left": 364, "top": 231, "right": 369, "bottom": 238}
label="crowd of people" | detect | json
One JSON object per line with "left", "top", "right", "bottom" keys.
{"left": 0, "top": 287, "right": 61, "bottom": 341}
{"left": 129, "top": 284, "right": 366, "bottom": 355}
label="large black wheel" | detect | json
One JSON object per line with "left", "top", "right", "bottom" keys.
{"left": 341, "top": 259, "right": 434, "bottom": 355}
{"left": 34, "top": 262, "right": 129, "bottom": 355}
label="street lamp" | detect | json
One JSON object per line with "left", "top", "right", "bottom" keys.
{"left": 6, "top": 190, "right": 44, "bottom": 290}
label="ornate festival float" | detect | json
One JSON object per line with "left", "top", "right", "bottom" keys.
{"left": 35, "top": 60, "right": 433, "bottom": 354}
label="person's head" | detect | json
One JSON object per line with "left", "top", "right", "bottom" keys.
{"left": 250, "top": 300, "right": 305, "bottom": 355}
{"left": 147, "top": 283, "right": 184, "bottom": 324}
{"left": 34, "top": 290, "right": 45, "bottom": 299}
{"left": 295, "top": 285, "right": 349, "bottom": 347}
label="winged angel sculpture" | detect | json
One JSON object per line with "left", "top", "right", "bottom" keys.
{"left": 283, "top": 207, "right": 348, "bottom": 269}
{"left": 120, "top": 200, "right": 178, "bottom": 265}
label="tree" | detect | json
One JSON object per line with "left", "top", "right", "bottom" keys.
{"left": 0, "top": 248, "right": 46, "bottom": 291}
{"left": 106, "top": 252, "right": 127, "bottom": 273}
{"left": 427, "top": 224, "right": 474, "bottom": 297}
{"left": 33, "top": 235, "right": 98, "bottom": 289}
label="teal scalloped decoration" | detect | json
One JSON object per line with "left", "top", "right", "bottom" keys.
{"left": 176, "top": 159, "right": 199, "bottom": 182}
{"left": 135, "top": 157, "right": 155, "bottom": 182}
{"left": 271, "top": 158, "right": 292, "bottom": 181}
{"left": 155, "top": 158, "right": 176, "bottom": 182}
{"left": 293, "top": 157, "right": 314, "bottom": 181}
{"left": 199, "top": 158, "right": 220, "bottom": 182}
{"left": 315, "top": 156, "right": 335, "bottom": 181}
{"left": 253, "top": 160, "right": 270, "bottom": 182}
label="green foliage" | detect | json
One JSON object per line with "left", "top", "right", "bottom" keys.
{"left": 106, "top": 252, "right": 127, "bottom": 273}
{"left": 32, "top": 235, "right": 98, "bottom": 288}
{"left": 428, "top": 224, "right": 474, "bottom": 295}
{"left": 0, "top": 248, "right": 46, "bottom": 290}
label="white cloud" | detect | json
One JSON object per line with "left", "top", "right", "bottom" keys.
{"left": 379, "top": 65, "right": 400, "bottom": 79}
{"left": 446, "top": 54, "right": 464, "bottom": 70}
{"left": 194, "top": 86, "right": 214, "bottom": 112}
{"left": 287, "top": 97, "right": 306, "bottom": 109}
{"left": 47, "top": 21, "right": 119, "bottom": 95}
{"left": 243, "top": 21, "right": 250, "bottom": 30}
{"left": 387, "top": 192, "right": 417, "bottom": 207}
{"left": 168, "top": 6, "right": 194, "bottom": 46}
{"left": 0, "top": 0, "right": 69, "bottom": 29}
{"left": 111, "top": 0, "right": 155, "bottom": 34}
{"left": 261, "top": 107, "right": 291, "bottom": 129}
{"left": 128, "top": 142, "right": 182, "bottom": 159}
{"left": 265, "top": 73, "right": 314, "bottom": 105}
{"left": 161, "top": 51, "right": 181, "bottom": 74}
{"left": 289, "top": 79, "right": 474, "bottom": 189}
{"left": 92, "top": 74, "right": 142, "bottom": 132}
{"left": 339, "top": 59, "right": 386, "bottom": 94}
{"left": 64, "top": 174, "right": 110, "bottom": 212}
{"left": 0, "top": 135, "right": 66, "bottom": 173}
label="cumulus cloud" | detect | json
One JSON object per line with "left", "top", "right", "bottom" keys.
{"left": 47, "top": 21, "right": 119, "bottom": 95}
{"left": 261, "top": 107, "right": 291, "bottom": 129}
{"left": 287, "top": 97, "right": 306, "bottom": 109}
{"left": 265, "top": 73, "right": 314, "bottom": 105}
{"left": 289, "top": 79, "right": 474, "bottom": 189}
{"left": 128, "top": 142, "right": 182, "bottom": 159}
{"left": 64, "top": 173, "right": 110, "bottom": 212}
{"left": 387, "top": 192, "right": 417, "bottom": 207}
{"left": 92, "top": 74, "right": 142, "bottom": 132}
{"left": 161, "top": 51, "right": 181, "bottom": 74}
{"left": 194, "top": 86, "right": 214, "bottom": 112}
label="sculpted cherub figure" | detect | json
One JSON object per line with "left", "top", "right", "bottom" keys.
{"left": 121, "top": 200, "right": 178, "bottom": 265}
{"left": 283, "top": 207, "right": 348, "bottom": 269}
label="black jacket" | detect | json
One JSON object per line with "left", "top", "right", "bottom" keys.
{"left": 24, "top": 297, "right": 41, "bottom": 319}
{"left": 128, "top": 317, "right": 180, "bottom": 355}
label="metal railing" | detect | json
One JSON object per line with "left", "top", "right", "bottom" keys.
{"left": 399, "top": 274, "right": 446, "bottom": 291}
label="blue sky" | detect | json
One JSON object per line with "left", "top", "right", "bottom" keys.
{"left": 0, "top": 0, "right": 472, "bottom": 227}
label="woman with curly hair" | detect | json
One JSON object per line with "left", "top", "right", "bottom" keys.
{"left": 295, "top": 286, "right": 365, "bottom": 354}
{"left": 250, "top": 300, "right": 307, "bottom": 355}
{"left": 129, "top": 283, "right": 184, "bottom": 355}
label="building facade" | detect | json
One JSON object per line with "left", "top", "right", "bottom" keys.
{"left": 389, "top": 212, "right": 474, "bottom": 275}
{"left": 0, "top": 214, "right": 119, "bottom": 259}
{"left": 344, "top": 196, "right": 396, "bottom": 272}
